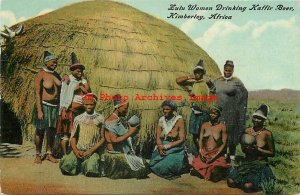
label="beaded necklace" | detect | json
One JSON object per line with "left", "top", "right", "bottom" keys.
{"left": 250, "top": 127, "right": 264, "bottom": 137}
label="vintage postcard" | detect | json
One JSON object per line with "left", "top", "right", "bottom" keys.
{"left": 0, "top": 0, "right": 299, "bottom": 194}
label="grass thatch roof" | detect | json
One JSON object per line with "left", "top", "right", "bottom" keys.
{"left": 1, "top": 0, "right": 221, "bottom": 153}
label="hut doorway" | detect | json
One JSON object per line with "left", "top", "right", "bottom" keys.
{"left": 0, "top": 100, "right": 22, "bottom": 144}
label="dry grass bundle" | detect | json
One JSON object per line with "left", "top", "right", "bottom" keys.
{"left": 1, "top": 0, "right": 221, "bottom": 153}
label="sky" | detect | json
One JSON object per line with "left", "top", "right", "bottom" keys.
{"left": 1, "top": 0, "right": 299, "bottom": 90}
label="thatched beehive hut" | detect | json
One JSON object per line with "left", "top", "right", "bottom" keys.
{"left": 1, "top": 0, "right": 221, "bottom": 154}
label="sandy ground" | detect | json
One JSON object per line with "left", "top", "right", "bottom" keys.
{"left": 0, "top": 144, "right": 257, "bottom": 195}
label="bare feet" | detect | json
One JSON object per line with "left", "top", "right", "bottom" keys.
{"left": 34, "top": 155, "right": 42, "bottom": 164}
{"left": 46, "top": 154, "right": 58, "bottom": 163}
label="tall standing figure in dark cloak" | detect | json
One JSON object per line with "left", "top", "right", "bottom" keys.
{"left": 206, "top": 60, "right": 248, "bottom": 165}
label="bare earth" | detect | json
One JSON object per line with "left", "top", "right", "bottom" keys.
{"left": 0, "top": 144, "right": 257, "bottom": 195}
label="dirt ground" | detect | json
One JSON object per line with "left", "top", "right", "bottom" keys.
{"left": 0, "top": 144, "right": 257, "bottom": 195}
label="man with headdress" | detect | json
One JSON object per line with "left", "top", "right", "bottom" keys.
{"left": 33, "top": 51, "right": 61, "bottom": 163}
{"left": 59, "top": 93, "right": 106, "bottom": 177}
{"left": 191, "top": 105, "right": 228, "bottom": 182}
{"left": 56, "top": 52, "right": 90, "bottom": 155}
{"left": 206, "top": 60, "right": 248, "bottom": 165}
{"left": 149, "top": 100, "right": 187, "bottom": 180}
{"left": 103, "top": 94, "right": 149, "bottom": 179}
{"left": 176, "top": 59, "right": 210, "bottom": 155}
{"left": 227, "top": 104, "right": 275, "bottom": 193}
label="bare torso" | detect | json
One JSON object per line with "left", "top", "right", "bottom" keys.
{"left": 39, "top": 71, "right": 61, "bottom": 104}
{"left": 202, "top": 122, "right": 225, "bottom": 151}
{"left": 104, "top": 114, "right": 123, "bottom": 152}
{"left": 244, "top": 127, "right": 274, "bottom": 160}
{"left": 160, "top": 120, "right": 182, "bottom": 140}
{"left": 245, "top": 128, "right": 267, "bottom": 148}
{"left": 105, "top": 126, "right": 114, "bottom": 151}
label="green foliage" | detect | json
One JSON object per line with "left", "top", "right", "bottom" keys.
{"left": 261, "top": 179, "right": 283, "bottom": 195}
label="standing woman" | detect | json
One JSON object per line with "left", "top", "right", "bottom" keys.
{"left": 227, "top": 104, "right": 275, "bottom": 193}
{"left": 56, "top": 52, "right": 90, "bottom": 155}
{"left": 176, "top": 59, "right": 210, "bottom": 155}
{"left": 191, "top": 106, "right": 228, "bottom": 182}
{"left": 33, "top": 51, "right": 61, "bottom": 164}
{"left": 149, "top": 100, "right": 187, "bottom": 180}
{"left": 206, "top": 60, "right": 248, "bottom": 165}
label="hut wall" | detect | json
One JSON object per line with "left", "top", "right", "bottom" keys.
{"left": 0, "top": 0, "right": 221, "bottom": 153}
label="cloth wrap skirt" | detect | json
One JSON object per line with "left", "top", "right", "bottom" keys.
{"left": 32, "top": 103, "right": 59, "bottom": 129}
{"left": 192, "top": 147, "right": 228, "bottom": 180}
{"left": 228, "top": 160, "right": 275, "bottom": 190}
{"left": 59, "top": 151, "right": 102, "bottom": 177}
{"left": 102, "top": 151, "right": 150, "bottom": 179}
{"left": 149, "top": 140, "right": 186, "bottom": 180}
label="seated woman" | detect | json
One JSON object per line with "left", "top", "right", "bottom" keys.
{"left": 149, "top": 100, "right": 187, "bottom": 180}
{"left": 103, "top": 94, "right": 149, "bottom": 179}
{"left": 227, "top": 104, "right": 275, "bottom": 193}
{"left": 191, "top": 106, "right": 228, "bottom": 182}
{"left": 59, "top": 93, "right": 105, "bottom": 177}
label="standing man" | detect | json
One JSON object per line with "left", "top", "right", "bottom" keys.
{"left": 176, "top": 59, "right": 210, "bottom": 155}
{"left": 33, "top": 51, "right": 61, "bottom": 164}
{"left": 207, "top": 60, "right": 248, "bottom": 165}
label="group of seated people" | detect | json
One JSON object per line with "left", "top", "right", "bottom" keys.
{"left": 59, "top": 93, "right": 149, "bottom": 179}
{"left": 33, "top": 51, "right": 276, "bottom": 193}
{"left": 189, "top": 103, "right": 276, "bottom": 193}
{"left": 58, "top": 94, "right": 275, "bottom": 193}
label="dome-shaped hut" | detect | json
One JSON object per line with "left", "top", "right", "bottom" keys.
{"left": 1, "top": 0, "right": 221, "bottom": 155}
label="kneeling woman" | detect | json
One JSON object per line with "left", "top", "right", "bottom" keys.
{"left": 227, "top": 104, "right": 275, "bottom": 193}
{"left": 191, "top": 106, "right": 228, "bottom": 182}
{"left": 104, "top": 95, "right": 149, "bottom": 179}
{"left": 149, "top": 100, "right": 187, "bottom": 180}
{"left": 59, "top": 93, "right": 105, "bottom": 177}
